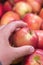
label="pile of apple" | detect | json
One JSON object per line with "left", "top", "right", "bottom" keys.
{"left": 0, "top": 0, "right": 43, "bottom": 65}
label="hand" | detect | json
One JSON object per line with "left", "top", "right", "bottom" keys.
{"left": 0, "top": 21, "right": 34, "bottom": 65}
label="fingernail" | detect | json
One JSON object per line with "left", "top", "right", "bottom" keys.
{"left": 28, "top": 46, "right": 35, "bottom": 54}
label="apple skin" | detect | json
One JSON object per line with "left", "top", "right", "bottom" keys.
{"left": 0, "top": 3, "right": 4, "bottom": 18}
{"left": 1, "top": 11, "right": 20, "bottom": 25}
{"left": 26, "top": 0, "right": 41, "bottom": 13}
{"left": 22, "top": 13, "right": 42, "bottom": 30}
{"left": 4, "top": 1, "right": 12, "bottom": 12}
{"left": 35, "top": 0, "right": 43, "bottom": 4}
{"left": 39, "top": 8, "right": 43, "bottom": 19}
{"left": 13, "top": 2, "right": 32, "bottom": 17}
{"left": 12, "top": 27, "right": 38, "bottom": 48}
{"left": 8, "top": 0, "right": 25, "bottom": 5}
{"left": 29, "top": 1, "right": 41, "bottom": 13}
{"left": 34, "top": 30, "right": 43, "bottom": 49}
{"left": 23, "top": 49, "right": 43, "bottom": 65}
{"left": 40, "top": 22, "right": 43, "bottom": 30}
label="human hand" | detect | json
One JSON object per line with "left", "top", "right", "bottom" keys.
{"left": 0, "top": 21, "right": 34, "bottom": 65}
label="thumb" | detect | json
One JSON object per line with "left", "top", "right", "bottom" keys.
{"left": 10, "top": 46, "right": 34, "bottom": 60}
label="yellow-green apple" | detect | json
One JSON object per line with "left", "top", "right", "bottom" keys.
{"left": 22, "top": 13, "right": 42, "bottom": 30}
{"left": 12, "top": 27, "right": 38, "bottom": 48}
{"left": 39, "top": 8, "right": 43, "bottom": 19}
{"left": 4, "top": 1, "right": 12, "bottom": 12}
{"left": 1, "top": 11, "right": 20, "bottom": 25}
{"left": 34, "top": 30, "right": 43, "bottom": 49}
{"left": 0, "top": 3, "right": 4, "bottom": 18}
{"left": 23, "top": 49, "right": 43, "bottom": 65}
{"left": 13, "top": 2, "right": 32, "bottom": 17}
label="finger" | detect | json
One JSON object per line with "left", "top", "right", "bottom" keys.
{"left": 0, "top": 25, "right": 6, "bottom": 30}
{"left": 11, "top": 46, "right": 34, "bottom": 60}
{"left": 2, "top": 20, "right": 27, "bottom": 38}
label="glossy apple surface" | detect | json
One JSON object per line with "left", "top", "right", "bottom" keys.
{"left": 34, "top": 30, "right": 43, "bottom": 49}
{"left": 12, "top": 27, "right": 38, "bottom": 48}
{"left": 23, "top": 13, "right": 42, "bottom": 30}
{"left": 1, "top": 11, "right": 20, "bottom": 25}
{"left": 23, "top": 49, "right": 43, "bottom": 65}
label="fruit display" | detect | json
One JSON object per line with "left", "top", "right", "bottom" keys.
{"left": 0, "top": 0, "right": 43, "bottom": 65}
{"left": 12, "top": 27, "right": 38, "bottom": 48}
{"left": 23, "top": 49, "right": 43, "bottom": 65}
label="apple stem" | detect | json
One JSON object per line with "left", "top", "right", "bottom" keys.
{"left": 36, "top": 60, "right": 41, "bottom": 65}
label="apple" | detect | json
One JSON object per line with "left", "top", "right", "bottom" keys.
{"left": 22, "top": 13, "right": 42, "bottom": 30}
{"left": 8, "top": 0, "right": 25, "bottom": 5}
{"left": 26, "top": 0, "right": 41, "bottom": 13}
{"left": 12, "top": 27, "right": 38, "bottom": 48}
{"left": 4, "top": 1, "right": 12, "bottom": 12}
{"left": 39, "top": 8, "right": 43, "bottom": 19}
{"left": 0, "top": 3, "right": 4, "bottom": 18}
{"left": 13, "top": 2, "right": 32, "bottom": 17}
{"left": 26, "top": 0, "right": 34, "bottom": 4}
{"left": 29, "top": 1, "right": 41, "bottom": 13}
{"left": 35, "top": 0, "right": 43, "bottom": 4}
{"left": 40, "top": 22, "right": 43, "bottom": 30}
{"left": 23, "top": 49, "right": 43, "bottom": 65}
{"left": 1, "top": 11, "right": 20, "bottom": 25}
{"left": 34, "top": 30, "right": 43, "bottom": 49}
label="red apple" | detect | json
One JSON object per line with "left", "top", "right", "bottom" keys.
{"left": 34, "top": 30, "right": 43, "bottom": 49}
{"left": 4, "top": 1, "right": 12, "bottom": 12}
{"left": 35, "top": 0, "right": 43, "bottom": 4}
{"left": 29, "top": 1, "right": 41, "bottom": 13}
{"left": 40, "top": 22, "right": 43, "bottom": 30}
{"left": 12, "top": 27, "right": 38, "bottom": 48}
{"left": 13, "top": 2, "right": 32, "bottom": 17}
{"left": 0, "top": 3, "right": 4, "bottom": 18}
{"left": 26, "top": 0, "right": 34, "bottom": 4}
{"left": 1, "top": 11, "right": 20, "bottom": 25}
{"left": 23, "top": 49, "right": 43, "bottom": 65}
{"left": 39, "top": 8, "right": 43, "bottom": 19}
{"left": 22, "top": 13, "right": 42, "bottom": 30}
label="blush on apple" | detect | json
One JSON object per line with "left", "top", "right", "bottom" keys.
{"left": 40, "top": 22, "right": 43, "bottom": 30}
{"left": 26, "top": 0, "right": 34, "bottom": 4}
{"left": 13, "top": 2, "right": 32, "bottom": 17}
{"left": 0, "top": 3, "right": 4, "bottom": 18}
{"left": 23, "top": 49, "right": 43, "bottom": 65}
{"left": 1, "top": 11, "right": 20, "bottom": 25}
{"left": 29, "top": 1, "right": 41, "bottom": 13}
{"left": 22, "top": 13, "right": 42, "bottom": 30}
{"left": 35, "top": 0, "right": 43, "bottom": 4}
{"left": 4, "top": 1, "right": 12, "bottom": 12}
{"left": 26, "top": 0, "right": 41, "bottom": 13}
{"left": 39, "top": 8, "right": 43, "bottom": 19}
{"left": 12, "top": 27, "right": 38, "bottom": 48}
{"left": 34, "top": 30, "right": 43, "bottom": 49}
